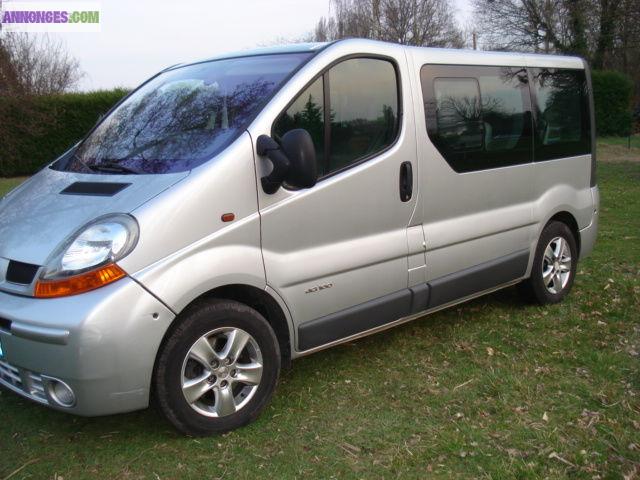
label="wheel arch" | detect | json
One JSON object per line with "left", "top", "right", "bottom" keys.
{"left": 156, "top": 284, "right": 294, "bottom": 370}
{"left": 546, "top": 211, "right": 581, "bottom": 257}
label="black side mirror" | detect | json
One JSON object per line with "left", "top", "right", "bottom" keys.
{"left": 281, "top": 129, "right": 317, "bottom": 189}
{"left": 257, "top": 135, "right": 290, "bottom": 194}
{"left": 257, "top": 129, "right": 317, "bottom": 194}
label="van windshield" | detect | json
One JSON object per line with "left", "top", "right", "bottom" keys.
{"left": 55, "top": 53, "right": 311, "bottom": 174}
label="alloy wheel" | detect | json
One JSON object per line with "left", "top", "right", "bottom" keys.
{"left": 181, "top": 327, "right": 263, "bottom": 418}
{"left": 542, "top": 236, "right": 572, "bottom": 294}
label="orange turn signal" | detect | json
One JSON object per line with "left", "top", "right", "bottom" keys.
{"left": 34, "top": 263, "right": 126, "bottom": 298}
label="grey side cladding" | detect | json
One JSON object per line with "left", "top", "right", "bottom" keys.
{"left": 297, "top": 250, "right": 530, "bottom": 351}
{"left": 427, "top": 249, "right": 529, "bottom": 308}
{"left": 297, "top": 289, "right": 412, "bottom": 351}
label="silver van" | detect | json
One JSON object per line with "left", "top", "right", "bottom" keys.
{"left": 0, "top": 39, "right": 598, "bottom": 435}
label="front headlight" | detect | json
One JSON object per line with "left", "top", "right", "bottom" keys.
{"left": 35, "top": 214, "right": 139, "bottom": 298}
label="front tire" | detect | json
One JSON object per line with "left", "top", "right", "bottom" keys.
{"left": 154, "top": 299, "right": 281, "bottom": 436}
{"left": 519, "top": 221, "right": 578, "bottom": 304}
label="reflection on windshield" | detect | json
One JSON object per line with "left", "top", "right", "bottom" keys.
{"left": 55, "top": 53, "right": 311, "bottom": 174}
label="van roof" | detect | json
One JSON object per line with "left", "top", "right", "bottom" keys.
{"left": 165, "top": 43, "right": 328, "bottom": 71}
{"left": 405, "top": 44, "right": 585, "bottom": 69}
{"left": 199, "top": 43, "right": 328, "bottom": 62}
{"left": 177, "top": 38, "right": 585, "bottom": 71}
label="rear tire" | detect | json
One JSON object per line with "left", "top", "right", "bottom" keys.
{"left": 154, "top": 299, "right": 280, "bottom": 436}
{"left": 519, "top": 221, "right": 578, "bottom": 305}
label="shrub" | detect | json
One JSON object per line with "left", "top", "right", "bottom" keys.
{"left": 0, "top": 89, "right": 128, "bottom": 176}
{"left": 591, "top": 70, "right": 634, "bottom": 137}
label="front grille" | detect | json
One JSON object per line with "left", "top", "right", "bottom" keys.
{"left": 0, "top": 360, "right": 21, "bottom": 386}
{"left": 0, "top": 359, "right": 48, "bottom": 404}
{"left": 6, "top": 261, "right": 40, "bottom": 285}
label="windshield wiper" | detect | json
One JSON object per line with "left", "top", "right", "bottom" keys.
{"left": 88, "top": 162, "right": 141, "bottom": 175}
{"left": 72, "top": 151, "right": 95, "bottom": 174}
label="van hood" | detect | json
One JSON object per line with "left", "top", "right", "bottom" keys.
{"left": 0, "top": 167, "right": 188, "bottom": 266}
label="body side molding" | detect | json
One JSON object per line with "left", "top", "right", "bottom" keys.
{"left": 428, "top": 249, "right": 529, "bottom": 308}
{"left": 297, "top": 249, "right": 530, "bottom": 351}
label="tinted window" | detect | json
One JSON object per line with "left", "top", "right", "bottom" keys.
{"left": 273, "top": 77, "right": 325, "bottom": 176}
{"left": 328, "top": 58, "right": 399, "bottom": 172}
{"left": 55, "top": 53, "right": 311, "bottom": 174}
{"left": 422, "top": 65, "right": 532, "bottom": 172}
{"left": 433, "top": 78, "right": 483, "bottom": 152}
{"left": 273, "top": 57, "right": 399, "bottom": 179}
{"left": 531, "top": 68, "right": 591, "bottom": 161}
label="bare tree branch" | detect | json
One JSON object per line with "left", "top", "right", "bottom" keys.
{"left": 313, "top": 0, "right": 464, "bottom": 48}
{"left": 0, "top": 33, "right": 83, "bottom": 95}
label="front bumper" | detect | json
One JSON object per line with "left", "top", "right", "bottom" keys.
{"left": 0, "top": 277, "right": 174, "bottom": 416}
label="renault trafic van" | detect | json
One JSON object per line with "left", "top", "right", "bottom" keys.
{"left": 0, "top": 39, "right": 598, "bottom": 435}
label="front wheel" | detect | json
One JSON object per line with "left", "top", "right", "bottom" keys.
{"left": 153, "top": 299, "right": 281, "bottom": 436}
{"left": 519, "top": 221, "right": 578, "bottom": 304}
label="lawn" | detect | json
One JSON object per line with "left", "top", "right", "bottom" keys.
{"left": 599, "top": 134, "right": 640, "bottom": 150}
{"left": 0, "top": 177, "right": 28, "bottom": 197}
{"left": 0, "top": 156, "right": 639, "bottom": 479}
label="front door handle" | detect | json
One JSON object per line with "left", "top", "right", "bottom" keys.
{"left": 399, "top": 161, "right": 413, "bottom": 202}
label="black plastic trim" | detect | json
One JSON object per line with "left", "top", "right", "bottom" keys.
{"left": 6, "top": 260, "right": 40, "bottom": 285}
{"left": 428, "top": 249, "right": 529, "bottom": 308}
{"left": 298, "top": 289, "right": 412, "bottom": 351}
{"left": 0, "top": 317, "right": 11, "bottom": 333}
{"left": 410, "top": 283, "right": 430, "bottom": 313}
{"left": 399, "top": 161, "right": 413, "bottom": 202}
{"left": 60, "top": 182, "right": 131, "bottom": 196}
{"left": 297, "top": 250, "right": 529, "bottom": 351}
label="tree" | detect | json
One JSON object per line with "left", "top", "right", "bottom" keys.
{"left": 0, "top": 33, "right": 83, "bottom": 95}
{"left": 592, "top": 0, "right": 620, "bottom": 69}
{"left": 470, "top": 0, "right": 573, "bottom": 53}
{"left": 313, "top": 0, "right": 464, "bottom": 48}
{"left": 0, "top": 34, "right": 83, "bottom": 171}
{"left": 471, "top": 0, "right": 640, "bottom": 106}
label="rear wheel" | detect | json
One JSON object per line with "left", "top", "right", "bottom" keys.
{"left": 154, "top": 299, "right": 280, "bottom": 436}
{"left": 519, "top": 221, "right": 578, "bottom": 304}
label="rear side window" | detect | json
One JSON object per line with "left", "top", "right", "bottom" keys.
{"left": 531, "top": 68, "right": 591, "bottom": 161}
{"left": 422, "top": 65, "right": 532, "bottom": 172}
{"left": 433, "top": 78, "right": 483, "bottom": 153}
{"left": 274, "top": 57, "right": 400, "bottom": 179}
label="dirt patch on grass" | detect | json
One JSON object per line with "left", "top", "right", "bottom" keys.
{"left": 598, "top": 144, "right": 640, "bottom": 162}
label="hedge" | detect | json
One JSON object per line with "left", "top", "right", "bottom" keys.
{"left": 0, "top": 89, "right": 128, "bottom": 177}
{"left": 591, "top": 70, "right": 634, "bottom": 137}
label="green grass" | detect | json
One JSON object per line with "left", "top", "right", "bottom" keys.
{"left": 1, "top": 161, "right": 639, "bottom": 479}
{"left": 599, "top": 134, "right": 640, "bottom": 149}
{"left": 0, "top": 177, "right": 27, "bottom": 197}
